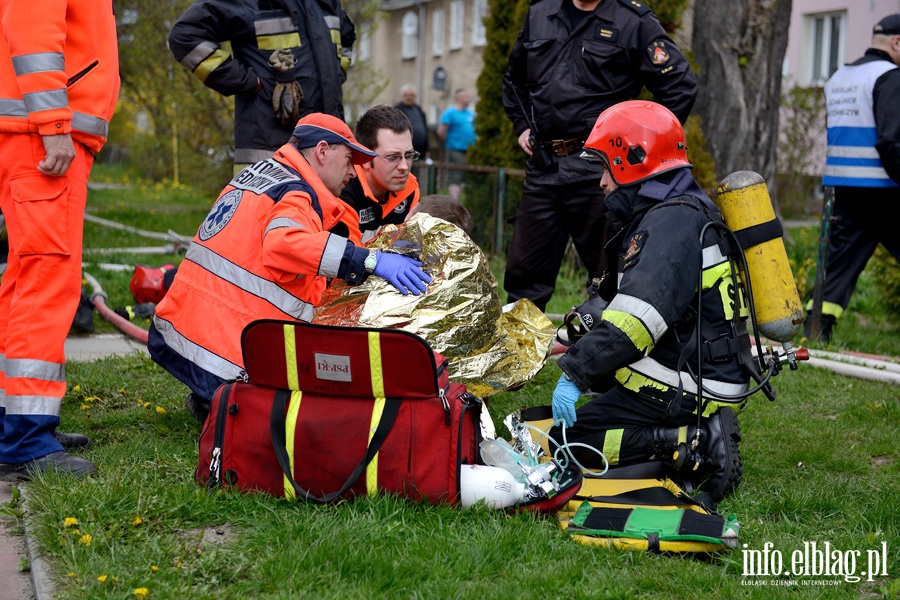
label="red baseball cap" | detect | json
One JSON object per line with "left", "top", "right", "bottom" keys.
{"left": 292, "top": 113, "right": 377, "bottom": 165}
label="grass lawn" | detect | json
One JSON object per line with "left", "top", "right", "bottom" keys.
{"left": 3, "top": 170, "right": 899, "bottom": 599}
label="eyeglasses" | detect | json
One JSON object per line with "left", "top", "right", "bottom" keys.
{"left": 379, "top": 151, "right": 420, "bottom": 164}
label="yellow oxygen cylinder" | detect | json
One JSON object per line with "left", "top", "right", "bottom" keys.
{"left": 714, "top": 171, "right": 804, "bottom": 343}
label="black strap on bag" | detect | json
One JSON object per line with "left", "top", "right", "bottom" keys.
{"left": 269, "top": 388, "right": 403, "bottom": 503}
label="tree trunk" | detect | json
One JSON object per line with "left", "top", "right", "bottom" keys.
{"left": 691, "top": 0, "right": 792, "bottom": 207}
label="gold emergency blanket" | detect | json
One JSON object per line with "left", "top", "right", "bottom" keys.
{"left": 313, "top": 213, "right": 555, "bottom": 397}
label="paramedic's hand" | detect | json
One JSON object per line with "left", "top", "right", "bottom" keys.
{"left": 39, "top": 134, "right": 75, "bottom": 176}
{"left": 373, "top": 251, "right": 431, "bottom": 295}
{"left": 552, "top": 374, "right": 580, "bottom": 428}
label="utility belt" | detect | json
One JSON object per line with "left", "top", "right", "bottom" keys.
{"left": 543, "top": 136, "right": 588, "bottom": 157}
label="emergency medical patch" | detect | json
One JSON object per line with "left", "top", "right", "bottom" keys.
{"left": 198, "top": 189, "right": 241, "bottom": 241}
{"left": 393, "top": 198, "right": 410, "bottom": 214}
{"left": 647, "top": 41, "right": 670, "bottom": 66}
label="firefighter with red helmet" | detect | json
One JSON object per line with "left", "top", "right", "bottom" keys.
{"left": 550, "top": 101, "right": 748, "bottom": 507}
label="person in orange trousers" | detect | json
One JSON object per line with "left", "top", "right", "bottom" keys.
{"left": 0, "top": 0, "right": 119, "bottom": 480}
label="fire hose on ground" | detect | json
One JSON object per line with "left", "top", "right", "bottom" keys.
{"left": 82, "top": 271, "right": 149, "bottom": 345}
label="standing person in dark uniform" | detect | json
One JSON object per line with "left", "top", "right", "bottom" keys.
{"left": 502, "top": 0, "right": 697, "bottom": 312}
{"left": 341, "top": 105, "right": 420, "bottom": 243}
{"left": 809, "top": 14, "right": 900, "bottom": 342}
{"left": 551, "top": 101, "right": 748, "bottom": 507}
{"left": 168, "top": 0, "right": 356, "bottom": 172}
{"left": 395, "top": 84, "right": 430, "bottom": 162}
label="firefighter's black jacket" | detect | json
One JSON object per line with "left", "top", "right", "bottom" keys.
{"left": 558, "top": 169, "right": 750, "bottom": 412}
{"left": 503, "top": 0, "right": 697, "bottom": 184}
{"left": 168, "top": 0, "right": 355, "bottom": 163}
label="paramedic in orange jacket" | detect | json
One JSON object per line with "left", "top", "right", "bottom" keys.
{"left": 149, "top": 114, "right": 431, "bottom": 423}
{"left": 0, "top": 0, "right": 119, "bottom": 481}
{"left": 340, "top": 105, "right": 420, "bottom": 243}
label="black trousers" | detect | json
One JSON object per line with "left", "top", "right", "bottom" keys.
{"left": 548, "top": 385, "right": 700, "bottom": 469}
{"left": 821, "top": 187, "right": 900, "bottom": 314}
{"left": 503, "top": 178, "right": 607, "bottom": 311}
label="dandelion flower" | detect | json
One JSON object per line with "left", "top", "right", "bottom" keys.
{"left": 143, "top": 402, "right": 151, "bottom": 409}
{"left": 64, "top": 517, "right": 78, "bottom": 528}
{"left": 78, "top": 534, "right": 92, "bottom": 546}
{"left": 80, "top": 404, "right": 89, "bottom": 410}
{"left": 73, "top": 385, "right": 81, "bottom": 392}
{"left": 67, "top": 572, "right": 76, "bottom": 578}
{"left": 97, "top": 575, "right": 108, "bottom": 582}
{"left": 155, "top": 406, "right": 166, "bottom": 414}
{"left": 150, "top": 565, "right": 158, "bottom": 573}
{"left": 132, "top": 516, "right": 143, "bottom": 526}
{"left": 133, "top": 587, "right": 149, "bottom": 598}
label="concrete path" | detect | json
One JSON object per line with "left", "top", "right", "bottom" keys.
{"left": 0, "top": 333, "right": 148, "bottom": 599}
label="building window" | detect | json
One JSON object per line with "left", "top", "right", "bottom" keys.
{"left": 805, "top": 12, "right": 845, "bottom": 86}
{"left": 449, "top": 0, "right": 464, "bottom": 50}
{"left": 432, "top": 9, "right": 445, "bottom": 56}
{"left": 402, "top": 11, "right": 419, "bottom": 60}
{"left": 471, "top": 0, "right": 488, "bottom": 47}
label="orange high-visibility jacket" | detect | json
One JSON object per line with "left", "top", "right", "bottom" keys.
{"left": 0, "top": 0, "right": 120, "bottom": 152}
{"left": 151, "top": 143, "right": 369, "bottom": 388}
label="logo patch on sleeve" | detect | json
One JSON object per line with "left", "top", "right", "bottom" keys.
{"left": 198, "top": 190, "right": 241, "bottom": 241}
{"left": 647, "top": 41, "right": 670, "bottom": 66}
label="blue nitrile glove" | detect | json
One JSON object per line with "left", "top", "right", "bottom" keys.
{"left": 552, "top": 374, "right": 580, "bottom": 428}
{"left": 372, "top": 251, "right": 431, "bottom": 295}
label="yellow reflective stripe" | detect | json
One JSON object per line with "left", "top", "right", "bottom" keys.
{"left": 194, "top": 48, "right": 231, "bottom": 82}
{"left": 367, "top": 331, "right": 386, "bottom": 496}
{"left": 331, "top": 30, "right": 341, "bottom": 44}
{"left": 283, "top": 390, "right": 303, "bottom": 500}
{"left": 677, "top": 426, "right": 687, "bottom": 445}
{"left": 804, "top": 299, "right": 843, "bottom": 319}
{"left": 602, "top": 309, "right": 654, "bottom": 354}
{"left": 616, "top": 367, "right": 669, "bottom": 394}
{"left": 257, "top": 33, "right": 302, "bottom": 51}
{"left": 283, "top": 324, "right": 299, "bottom": 390}
{"left": 602, "top": 429, "right": 623, "bottom": 465}
{"left": 701, "top": 262, "right": 731, "bottom": 290}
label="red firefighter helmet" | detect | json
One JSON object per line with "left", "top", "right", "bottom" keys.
{"left": 130, "top": 264, "right": 176, "bottom": 304}
{"left": 582, "top": 100, "right": 691, "bottom": 186}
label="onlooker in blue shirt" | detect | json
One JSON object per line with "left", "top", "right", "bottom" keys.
{"left": 438, "top": 89, "right": 476, "bottom": 198}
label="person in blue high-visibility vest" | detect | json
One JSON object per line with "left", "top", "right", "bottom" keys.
{"left": 813, "top": 14, "right": 900, "bottom": 342}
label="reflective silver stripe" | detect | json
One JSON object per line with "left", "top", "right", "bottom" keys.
{"left": 4, "top": 395, "right": 61, "bottom": 416}
{"left": 72, "top": 112, "right": 108, "bottom": 137}
{"left": 317, "top": 234, "right": 346, "bottom": 278}
{"left": 152, "top": 316, "right": 243, "bottom": 382}
{"left": 626, "top": 356, "right": 749, "bottom": 398}
{"left": 234, "top": 148, "right": 276, "bottom": 165}
{"left": 255, "top": 17, "right": 295, "bottom": 35}
{"left": 181, "top": 40, "right": 219, "bottom": 71}
{"left": 185, "top": 243, "right": 316, "bottom": 320}
{"left": 0, "top": 388, "right": 5, "bottom": 407}
{"left": 22, "top": 88, "right": 68, "bottom": 113}
{"left": 11, "top": 52, "right": 64, "bottom": 75}
{"left": 823, "top": 164, "right": 892, "bottom": 180}
{"left": 6, "top": 358, "right": 65, "bottom": 382}
{"left": 606, "top": 294, "right": 667, "bottom": 343}
{"left": 0, "top": 353, "right": 5, "bottom": 371}
{"left": 702, "top": 244, "right": 728, "bottom": 268}
{"left": 324, "top": 15, "right": 340, "bottom": 29}
{"left": 265, "top": 217, "right": 305, "bottom": 236}
{"left": 827, "top": 145, "right": 880, "bottom": 159}
{"left": 0, "top": 98, "right": 28, "bottom": 117}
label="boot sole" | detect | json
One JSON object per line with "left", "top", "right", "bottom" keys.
{"left": 708, "top": 407, "right": 743, "bottom": 501}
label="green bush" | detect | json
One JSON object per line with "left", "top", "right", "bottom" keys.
{"left": 871, "top": 246, "right": 900, "bottom": 318}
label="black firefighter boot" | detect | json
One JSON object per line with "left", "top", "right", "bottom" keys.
{"left": 648, "top": 407, "right": 743, "bottom": 503}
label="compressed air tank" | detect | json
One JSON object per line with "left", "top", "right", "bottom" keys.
{"left": 714, "top": 171, "right": 804, "bottom": 343}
